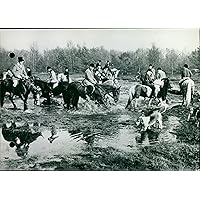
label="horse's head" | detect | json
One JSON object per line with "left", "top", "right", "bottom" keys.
{"left": 34, "top": 79, "right": 51, "bottom": 98}
{"left": 2, "top": 78, "right": 13, "bottom": 89}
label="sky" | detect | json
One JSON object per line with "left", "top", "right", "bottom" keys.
{"left": 0, "top": 29, "right": 199, "bottom": 53}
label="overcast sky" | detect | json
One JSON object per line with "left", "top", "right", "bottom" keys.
{"left": 0, "top": 29, "right": 199, "bottom": 52}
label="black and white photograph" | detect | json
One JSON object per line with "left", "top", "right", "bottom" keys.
{"left": 0, "top": 28, "right": 199, "bottom": 171}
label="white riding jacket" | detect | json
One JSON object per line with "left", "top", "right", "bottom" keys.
{"left": 12, "top": 63, "right": 28, "bottom": 80}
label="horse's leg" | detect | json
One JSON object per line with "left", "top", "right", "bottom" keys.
{"left": 182, "top": 93, "right": 185, "bottom": 106}
{"left": 135, "top": 98, "right": 139, "bottom": 109}
{"left": 125, "top": 98, "right": 131, "bottom": 109}
{"left": 23, "top": 91, "right": 30, "bottom": 111}
{"left": 46, "top": 94, "right": 51, "bottom": 105}
{"left": 125, "top": 95, "right": 133, "bottom": 109}
{"left": 73, "top": 95, "right": 79, "bottom": 110}
{"left": 9, "top": 94, "right": 17, "bottom": 109}
{"left": 62, "top": 91, "right": 71, "bottom": 110}
{"left": 1, "top": 90, "right": 6, "bottom": 108}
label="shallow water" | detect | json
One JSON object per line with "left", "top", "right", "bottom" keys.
{"left": 0, "top": 79, "right": 182, "bottom": 170}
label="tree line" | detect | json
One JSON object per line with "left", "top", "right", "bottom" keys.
{"left": 0, "top": 42, "right": 199, "bottom": 77}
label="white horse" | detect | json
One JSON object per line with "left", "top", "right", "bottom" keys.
{"left": 125, "top": 78, "right": 170, "bottom": 109}
{"left": 180, "top": 78, "right": 195, "bottom": 107}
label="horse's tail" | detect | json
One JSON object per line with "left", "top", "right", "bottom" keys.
{"left": 125, "top": 85, "right": 136, "bottom": 109}
{"left": 185, "top": 80, "right": 192, "bottom": 107}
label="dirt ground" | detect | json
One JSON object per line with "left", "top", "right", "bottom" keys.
{"left": 0, "top": 75, "right": 199, "bottom": 171}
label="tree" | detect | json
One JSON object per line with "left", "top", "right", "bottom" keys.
{"left": 147, "top": 44, "right": 162, "bottom": 67}
{"left": 164, "top": 49, "right": 179, "bottom": 76}
{"left": 189, "top": 47, "right": 200, "bottom": 69}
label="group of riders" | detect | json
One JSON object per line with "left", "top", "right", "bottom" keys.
{"left": 1, "top": 53, "right": 194, "bottom": 109}
{"left": 1, "top": 55, "right": 121, "bottom": 106}
{"left": 138, "top": 63, "right": 194, "bottom": 98}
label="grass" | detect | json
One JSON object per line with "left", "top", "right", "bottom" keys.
{"left": 27, "top": 143, "right": 199, "bottom": 171}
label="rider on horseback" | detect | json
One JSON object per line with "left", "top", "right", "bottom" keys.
{"left": 101, "top": 61, "right": 113, "bottom": 82}
{"left": 156, "top": 67, "right": 167, "bottom": 80}
{"left": 83, "top": 63, "right": 97, "bottom": 88}
{"left": 47, "top": 66, "right": 58, "bottom": 89}
{"left": 94, "top": 61, "right": 104, "bottom": 84}
{"left": 179, "top": 64, "right": 193, "bottom": 93}
{"left": 144, "top": 64, "right": 156, "bottom": 98}
{"left": 12, "top": 57, "right": 29, "bottom": 87}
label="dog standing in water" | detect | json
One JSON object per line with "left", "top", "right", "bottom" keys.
{"left": 136, "top": 105, "right": 167, "bottom": 131}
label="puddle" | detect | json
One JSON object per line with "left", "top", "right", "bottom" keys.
{"left": 0, "top": 112, "right": 139, "bottom": 165}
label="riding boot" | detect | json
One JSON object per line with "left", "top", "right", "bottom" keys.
{"left": 150, "top": 87, "right": 155, "bottom": 98}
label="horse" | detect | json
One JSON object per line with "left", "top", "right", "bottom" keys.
{"left": 1, "top": 78, "right": 40, "bottom": 111}
{"left": 125, "top": 78, "right": 170, "bottom": 109}
{"left": 96, "top": 70, "right": 121, "bottom": 104}
{"left": 62, "top": 81, "right": 108, "bottom": 110}
{"left": 180, "top": 78, "right": 195, "bottom": 107}
{"left": 33, "top": 79, "right": 69, "bottom": 105}
{"left": 99, "top": 79, "right": 121, "bottom": 104}
{"left": 99, "top": 84, "right": 120, "bottom": 103}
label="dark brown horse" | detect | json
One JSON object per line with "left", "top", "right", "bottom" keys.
{"left": 62, "top": 82, "right": 108, "bottom": 110}
{"left": 1, "top": 78, "right": 39, "bottom": 111}
{"left": 33, "top": 79, "right": 69, "bottom": 105}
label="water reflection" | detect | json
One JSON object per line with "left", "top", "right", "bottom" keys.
{"left": 2, "top": 122, "right": 43, "bottom": 158}
{"left": 48, "top": 125, "right": 59, "bottom": 143}
{"left": 1, "top": 113, "right": 141, "bottom": 160}
{"left": 69, "top": 126, "right": 104, "bottom": 146}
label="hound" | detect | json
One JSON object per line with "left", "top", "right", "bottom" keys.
{"left": 136, "top": 105, "right": 167, "bottom": 131}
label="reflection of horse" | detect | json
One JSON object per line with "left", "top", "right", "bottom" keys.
{"left": 125, "top": 78, "right": 170, "bottom": 109}
{"left": 1, "top": 78, "right": 39, "bottom": 111}
{"left": 2, "top": 122, "right": 42, "bottom": 158}
{"left": 180, "top": 78, "right": 195, "bottom": 107}
{"left": 33, "top": 79, "right": 69, "bottom": 105}
{"left": 62, "top": 82, "right": 108, "bottom": 110}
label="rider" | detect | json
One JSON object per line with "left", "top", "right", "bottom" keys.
{"left": 102, "top": 61, "right": 112, "bottom": 82}
{"left": 63, "top": 67, "right": 70, "bottom": 83}
{"left": 12, "top": 57, "right": 28, "bottom": 87}
{"left": 27, "top": 67, "right": 32, "bottom": 78}
{"left": 58, "top": 67, "right": 70, "bottom": 83}
{"left": 179, "top": 64, "right": 193, "bottom": 92}
{"left": 144, "top": 64, "right": 156, "bottom": 97}
{"left": 83, "top": 63, "right": 97, "bottom": 85}
{"left": 82, "top": 63, "right": 98, "bottom": 97}
{"left": 156, "top": 67, "right": 167, "bottom": 80}
{"left": 94, "top": 61, "right": 104, "bottom": 84}
{"left": 47, "top": 66, "right": 58, "bottom": 89}
{"left": 110, "top": 67, "right": 120, "bottom": 88}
